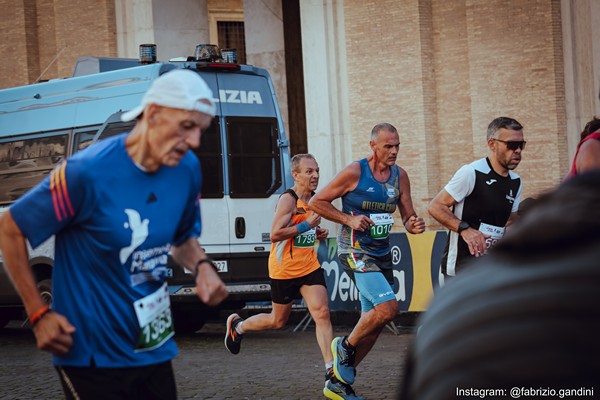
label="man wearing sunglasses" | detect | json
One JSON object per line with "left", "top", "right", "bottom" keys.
{"left": 428, "top": 116, "right": 525, "bottom": 278}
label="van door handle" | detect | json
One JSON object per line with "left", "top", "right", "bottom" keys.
{"left": 235, "top": 217, "right": 246, "bottom": 238}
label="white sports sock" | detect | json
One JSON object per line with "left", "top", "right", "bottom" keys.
{"left": 235, "top": 320, "right": 245, "bottom": 335}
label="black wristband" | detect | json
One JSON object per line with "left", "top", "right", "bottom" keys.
{"left": 457, "top": 220, "right": 470, "bottom": 234}
{"left": 193, "top": 258, "right": 218, "bottom": 277}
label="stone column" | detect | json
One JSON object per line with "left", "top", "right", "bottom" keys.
{"left": 115, "top": 0, "right": 210, "bottom": 62}
{"left": 299, "top": 0, "right": 352, "bottom": 188}
{"left": 244, "top": 0, "right": 288, "bottom": 141}
{"left": 561, "top": 0, "right": 600, "bottom": 164}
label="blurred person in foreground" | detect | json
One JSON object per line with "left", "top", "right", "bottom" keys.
{"left": 0, "top": 69, "right": 228, "bottom": 400}
{"left": 400, "top": 170, "right": 600, "bottom": 400}
{"left": 428, "top": 116, "right": 525, "bottom": 278}
{"left": 565, "top": 116, "right": 600, "bottom": 179}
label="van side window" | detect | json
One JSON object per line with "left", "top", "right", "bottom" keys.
{"left": 97, "top": 121, "right": 136, "bottom": 142}
{"left": 226, "top": 117, "right": 281, "bottom": 198}
{"left": 193, "top": 118, "right": 223, "bottom": 198}
{"left": 0, "top": 133, "right": 69, "bottom": 204}
{"left": 73, "top": 121, "right": 136, "bottom": 153}
{"left": 73, "top": 128, "right": 100, "bottom": 152}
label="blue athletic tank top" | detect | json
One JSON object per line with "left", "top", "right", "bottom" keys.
{"left": 338, "top": 158, "right": 401, "bottom": 256}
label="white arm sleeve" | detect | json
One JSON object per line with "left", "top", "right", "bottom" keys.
{"left": 444, "top": 164, "right": 475, "bottom": 203}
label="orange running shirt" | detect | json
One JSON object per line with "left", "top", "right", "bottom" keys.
{"left": 268, "top": 195, "right": 321, "bottom": 280}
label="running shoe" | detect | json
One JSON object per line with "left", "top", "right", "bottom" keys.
{"left": 323, "top": 376, "right": 364, "bottom": 400}
{"left": 224, "top": 313, "right": 244, "bottom": 354}
{"left": 331, "top": 336, "right": 356, "bottom": 384}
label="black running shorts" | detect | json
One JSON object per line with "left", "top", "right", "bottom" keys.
{"left": 270, "top": 268, "right": 326, "bottom": 305}
{"left": 56, "top": 360, "right": 176, "bottom": 400}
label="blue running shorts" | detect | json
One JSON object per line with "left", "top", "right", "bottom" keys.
{"left": 339, "top": 253, "right": 396, "bottom": 312}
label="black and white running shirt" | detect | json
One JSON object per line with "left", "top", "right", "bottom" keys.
{"left": 441, "top": 157, "right": 522, "bottom": 276}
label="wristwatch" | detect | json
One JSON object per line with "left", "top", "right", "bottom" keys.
{"left": 457, "top": 221, "right": 470, "bottom": 234}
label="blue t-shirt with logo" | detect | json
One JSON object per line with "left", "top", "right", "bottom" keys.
{"left": 10, "top": 134, "right": 202, "bottom": 367}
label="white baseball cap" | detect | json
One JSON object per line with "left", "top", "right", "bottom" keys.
{"left": 121, "top": 69, "right": 216, "bottom": 121}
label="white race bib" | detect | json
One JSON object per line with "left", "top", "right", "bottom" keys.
{"left": 479, "top": 222, "right": 505, "bottom": 252}
{"left": 369, "top": 213, "right": 394, "bottom": 240}
{"left": 134, "top": 282, "right": 174, "bottom": 352}
{"left": 294, "top": 228, "right": 316, "bottom": 248}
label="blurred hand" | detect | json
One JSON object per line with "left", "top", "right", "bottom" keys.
{"left": 306, "top": 212, "right": 321, "bottom": 228}
{"left": 347, "top": 214, "right": 374, "bottom": 232}
{"left": 195, "top": 263, "right": 228, "bottom": 306}
{"left": 316, "top": 227, "right": 329, "bottom": 241}
{"left": 460, "top": 229, "right": 490, "bottom": 257}
{"left": 34, "top": 312, "right": 76, "bottom": 355}
{"left": 407, "top": 215, "right": 426, "bottom": 234}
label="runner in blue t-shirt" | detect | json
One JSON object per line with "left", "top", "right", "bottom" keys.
{"left": 310, "top": 123, "right": 425, "bottom": 400}
{"left": 0, "top": 69, "right": 228, "bottom": 400}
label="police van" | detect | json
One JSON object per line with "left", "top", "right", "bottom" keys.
{"left": 0, "top": 45, "right": 291, "bottom": 331}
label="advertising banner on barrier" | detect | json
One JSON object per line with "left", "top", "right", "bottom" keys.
{"left": 317, "top": 231, "right": 447, "bottom": 312}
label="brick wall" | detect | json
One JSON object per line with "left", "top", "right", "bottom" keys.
{"left": 0, "top": 0, "right": 30, "bottom": 87}
{"left": 37, "top": 0, "right": 58, "bottom": 82}
{"left": 462, "top": 0, "right": 565, "bottom": 198}
{"left": 0, "top": 0, "right": 117, "bottom": 88}
{"left": 0, "top": 0, "right": 573, "bottom": 232}
{"left": 344, "top": 0, "right": 567, "bottom": 229}
{"left": 52, "top": 0, "right": 117, "bottom": 78}
{"left": 344, "top": 0, "right": 433, "bottom": 223}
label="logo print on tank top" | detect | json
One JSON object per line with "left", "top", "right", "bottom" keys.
{"left": 387, "top": 187, "right": 395, "bottom": 198}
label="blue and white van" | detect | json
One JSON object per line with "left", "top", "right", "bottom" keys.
{"left": 0, "top": 48, "right": 291, "bottom": 331}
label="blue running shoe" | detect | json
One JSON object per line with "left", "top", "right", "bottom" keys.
{"left": 323, "top": 377, "right": 364, "bottom": 400}
{"left": 331, "top": 336, "right": 356, "bottom": 384}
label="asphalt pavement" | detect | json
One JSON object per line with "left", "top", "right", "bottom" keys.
{"left": 0, "top": 313, "right": 415, "bottom": 400}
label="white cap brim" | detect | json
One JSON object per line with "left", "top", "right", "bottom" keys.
{"left": 121, "top": 105, "right": 145, "bottom": 122}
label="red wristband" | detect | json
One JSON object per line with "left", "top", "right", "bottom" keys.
{"left": 29, "top": 305, "right": 51, "bottom": 327}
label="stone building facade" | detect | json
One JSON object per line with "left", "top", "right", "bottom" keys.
{"left": 1, "top": 0, "right": 598, "bottom": 230}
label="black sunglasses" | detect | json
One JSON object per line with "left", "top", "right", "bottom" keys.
{"left": 493, "top": 138, "right": 526, "bottom": 151}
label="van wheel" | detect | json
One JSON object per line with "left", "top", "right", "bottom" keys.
{"left": 172, "top": 311, "right": 205, "bottom": 333}
{"left": 0, "top": 314, "right": 9, "bottom": 328}
{"left": 37, "top": 279, "right": 53, "bottom": 307}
